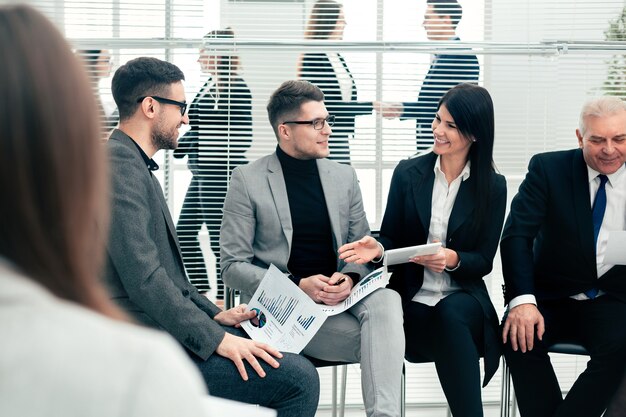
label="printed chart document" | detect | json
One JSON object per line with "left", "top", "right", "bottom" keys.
{"left": 604, "top": 231, "right": 626, "bottom": 265}
{"left": 242, "top": 265, "right": 389, "bottom": 352}
{"left": 242, "top": 264, "right": 327, "bottom": 353}
{"left": 319, "top": 267, "right": 389, "bottom": 316}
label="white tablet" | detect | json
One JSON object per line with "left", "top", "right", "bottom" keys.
{"left": 383, "top": 242, "right": 442, "bottom": 266}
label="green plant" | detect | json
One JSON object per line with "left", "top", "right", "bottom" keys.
{"left": 603, "top": 6, "right": 626, "bottom": 97}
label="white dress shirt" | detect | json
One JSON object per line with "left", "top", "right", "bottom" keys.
{"left": 412, "top": 156, "right": 469, "bottom": 306}
{"left": 509, "top": 163, "right": 626, "bottom": 308}
{"left": 327, "top": 53, "right": 352, "bottom": 102}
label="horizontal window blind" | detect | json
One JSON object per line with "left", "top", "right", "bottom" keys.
{"left": 21, "top": 0, "right": 626, "bottom": 411}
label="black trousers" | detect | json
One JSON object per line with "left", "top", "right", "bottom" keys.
{"left": 503, "top": 295, "right": 626, "bottom": 417}
{"left": 176, "top": 174, "right": 227, "bottom": 297}
{"left": 404, "top": 292, "right": 485, "bottom": 417}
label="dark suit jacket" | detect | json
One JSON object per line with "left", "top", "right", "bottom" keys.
{"left": 299, "top": 53, "right": 373, "bottom": 160}
{"left": 103, "top": 129, "right": 225, "bottom": 360}
{"left": 401, "top": 46, "right": 479, "bottom": 148}
{"left": 174, "top": 76, "right": 252, "bottom": 177}
{"left": 379, "top": 152, "right": 506, "bottom": 386}
{"left": 501, "top": 149, "right": 626, "bottom": 304}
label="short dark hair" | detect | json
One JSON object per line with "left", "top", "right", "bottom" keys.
{"left": 427, "top": 0, "right": 463, "bottom": 28}
{"left": 266, "top": 80, "right": 325, "bottom": 138}
{"left": 112, "top": 57, "right": 185, "bottom": 121}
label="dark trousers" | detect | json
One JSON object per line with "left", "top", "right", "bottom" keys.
{"left": 404, "top": 292, "right": 485, "bottom": 417}
{"left": 188, "top": 327, "right": 320, "bottom": 417}
{"left": 503, "top": 295, "right": 626, "bottom": 417}
{"left": 177, "top": 175, "right": 227, "bottom": 297}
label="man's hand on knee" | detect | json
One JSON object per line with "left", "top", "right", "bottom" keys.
{"left": 502, "top": 303, "right": 545, "bottom": 353}
{"left": 216, "top": 332, "right": 283, "bottom": 381}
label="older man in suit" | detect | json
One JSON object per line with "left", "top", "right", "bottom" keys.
{"left": 103, "top": 57, "right": 319, "bottom": 417}
{"left": 501, "top": 96, "right": 626, "bottom": 417}
{"left": 221, "top": 80, "right": 405, "bottom": 417}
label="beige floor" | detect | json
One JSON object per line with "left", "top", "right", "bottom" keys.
{"left": 315, "top": 404, "right": 508, "bottom": 417}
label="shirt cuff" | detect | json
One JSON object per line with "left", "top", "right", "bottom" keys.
{"left": 372, "top": 242, "right": 385, "bottom": 263}
{"left": 508, "top": 294, "right": 537, "bottom": 310}
{"left": 287, "top": 273, "right": 302, "bottom": 286}
{"left": 444, "top": 259, "right": 461, "bottom": 272}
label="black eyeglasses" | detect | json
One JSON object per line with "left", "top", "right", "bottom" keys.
{"left": 282, "top": 115, "right": 335, "bottom": 131}
{"left": 137, "top": 96, "right": 188, "bottom": 116}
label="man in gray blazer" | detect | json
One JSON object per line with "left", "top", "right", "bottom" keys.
{"left": 221, "top": 80, "right": 405, "bottom": 417}
{"left": 103, "top": 57, "right": 319, "bottom": 417}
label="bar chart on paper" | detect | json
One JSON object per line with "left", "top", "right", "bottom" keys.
{"left": 297, "top": 314, "right": 317, "bottom": 330}
{"left": 257, "top": 290, "right": 299, "bottom": 326}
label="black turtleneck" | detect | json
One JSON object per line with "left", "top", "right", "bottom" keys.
{"left": 276, "top": 146, "right": 337, "bottom": 283}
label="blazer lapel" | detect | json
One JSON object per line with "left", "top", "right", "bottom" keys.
{"left": 317, "top": 160, "right": 343, "bottom": 251}
{"left": 338, "top": 53, "right": 357, "bottom": 102}
{"left": 572, "top": 149, "right": 596, "bottom": 273}
{"left": 151, "top": 175, "right": 185, "bottom": 262}
{"left": 447, "top": 176, "right": 475, "bottom": 239}
{"left": 267, "top": 154, "right": 293, "bottom": 249}
{"left": 411, "top": 154, "right": 436, "bottom": 235}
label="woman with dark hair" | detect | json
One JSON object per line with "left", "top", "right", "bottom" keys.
{"left": 77, "top": 48, "right": 117, "bottom": 138}
{"left": 0, "top": 5, "right": 207, "bottom": 415}
{"left": 174, "top": 28, "right": 252, "bottom": 300}
{"left": 297, "top": 0, "right": 373, "bottom": 164}
{"left": 339, "top": 83, "right": 506, "bottom": 417}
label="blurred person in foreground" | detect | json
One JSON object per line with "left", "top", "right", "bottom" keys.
{"left": 0, "top": 5, "right": 209, "bottom": 416}
{"left": 103, "top": 57, "right": 319, "bottom": 416}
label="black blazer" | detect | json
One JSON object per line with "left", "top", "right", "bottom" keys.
{"left": 299, "top": 53, "right": 373, "bottom": 161}
{"left": 501, "top": 149, "right": 626, "bottom": 304}
{"left": 174, "top": 76, "right": 252, "bottom": 177}
{"left": 401, "top": 47, "right": 479, "bottom": 147}
{"left": 379, "top": 152, "right": 507, "bottom": 386}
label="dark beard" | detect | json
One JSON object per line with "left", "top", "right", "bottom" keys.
{"left": 151, "top": 124, "right": 177, "bottom": 151}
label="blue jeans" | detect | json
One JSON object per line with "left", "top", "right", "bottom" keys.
{"left": 189, "top": 327, "right": 319, "bottom": 417}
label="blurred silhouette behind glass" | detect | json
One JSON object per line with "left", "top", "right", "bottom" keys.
{"left": 378, "top": 0, "right": 479, "bottom": 152}
{"left": 77, "top": 49, "right": 118, "bottom": 139}
{"left": 297, "top": 0, "right": 374, "bottom": 165}
{"left": 0, "top": 5, "right": 209, "bottom": 416}
{"left": 174, "top": 28, "right": 252, "bottom": 299}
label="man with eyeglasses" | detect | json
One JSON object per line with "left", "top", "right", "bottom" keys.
{"left": 103, "top": 58, "right": 319, "bottom": 417}
{"left": 221, "top": 80, "right": 405, "bottom": 417}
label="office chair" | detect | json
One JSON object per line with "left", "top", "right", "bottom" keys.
{"left": 500, "top": 342, "right": 590, "bottom": 417}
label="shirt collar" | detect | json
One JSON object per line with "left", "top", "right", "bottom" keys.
{"left": 129, "top": 138, "right": 159, "bottom": 171}
{"left": 586, "top": 163, "right": 625, "bottom": 187}
{"left": 433, "top": 155, "right": 471, "bottom": 182}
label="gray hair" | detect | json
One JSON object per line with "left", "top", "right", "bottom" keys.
{"left": 579, "top": 96, "right": 626, "bottom": 136}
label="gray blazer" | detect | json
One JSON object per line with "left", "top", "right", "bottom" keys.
{"left": 103, "top": 129, "right": 224, "bottom": 360}
{"left": 220, "top": 151, "right": 372, "bottom": 302}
